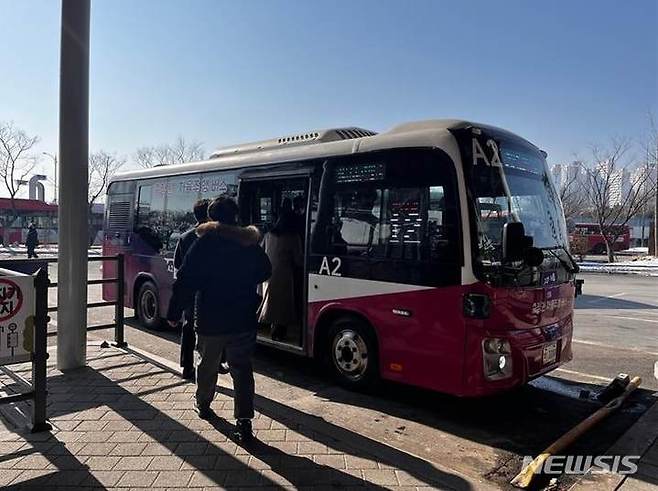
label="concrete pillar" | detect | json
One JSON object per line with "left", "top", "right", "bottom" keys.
{"left": 57, "top": 0, "right": 90, "bottom": 370}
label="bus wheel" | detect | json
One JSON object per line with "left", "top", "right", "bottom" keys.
{"left": 136, "top": 281, "right": 163, "bottom": 330}
{"left": 327, "top": 317, "right": 378, "bottom": 390}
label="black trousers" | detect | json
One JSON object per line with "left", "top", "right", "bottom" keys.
{"left": 27, "top": 246, "right": 38, "bottom": 258}
{"left": 180, "top": 310, "right": 196, "bottom": 372}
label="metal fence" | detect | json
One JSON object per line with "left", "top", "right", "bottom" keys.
{"left": 0, "top": 254, "right": 125, "bottom": 432}
{"left": 0, "top": 254, "right": 126, "bottom": 347}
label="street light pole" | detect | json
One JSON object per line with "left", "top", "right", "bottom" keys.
{"left": 57, "top": 0, "right": 90, "bottom": 371}
{"left": 41, "top": 152, "right": 57, "bottom": 203}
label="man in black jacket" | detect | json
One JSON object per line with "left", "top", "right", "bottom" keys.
{"left": 173, "top": 198, "right": 210, "bottom": 380}
{"left": 167, "top": 196, "right": 271, "bottom": 442}
{"left": 26, "top": 223, "right": 39, "bottom": 258}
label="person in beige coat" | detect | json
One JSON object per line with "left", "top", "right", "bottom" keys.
{"left": 258, "top": 201, "right": 303, "bottom": 342}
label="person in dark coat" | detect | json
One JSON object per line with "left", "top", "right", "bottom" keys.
{"left": 26, "top": 223, "right": 39, "bottom": 258}
{"left": 166, "top": 196, "right": 271, "bottom": 443}
{"left": 292, "top": 194, "right": 306, "bottom": 243}
{"left": 173, "top": 198, "right": 210, "bottom": 380}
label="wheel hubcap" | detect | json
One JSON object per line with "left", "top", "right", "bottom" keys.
{"left": 332, "top": 329, "right": 368, "bottom": 381}
{"left": 141, "top": 290, "right": 157, "bottom": 320}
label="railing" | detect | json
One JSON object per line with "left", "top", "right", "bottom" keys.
{"left": 0, "top": 254, "right": 126, "bottom": 347}
{"left": 0, "top": 254, "right": 125, "bottom": 432}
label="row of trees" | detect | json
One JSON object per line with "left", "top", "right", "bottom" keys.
{"left": 0, "top": 121, "right": 205, "bottom": 235}
{"left": 557, "top": 123, "right": 657, "bottom": 262}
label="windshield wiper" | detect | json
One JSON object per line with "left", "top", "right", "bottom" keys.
{"left": 540, "top": 245, "right": 579, "bottom": 274}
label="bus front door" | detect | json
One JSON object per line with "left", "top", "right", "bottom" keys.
{"left": 239, "top": 175, "right": 311, "bottom": 352}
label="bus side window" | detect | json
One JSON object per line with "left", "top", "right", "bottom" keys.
{"left": 378, "top": 187, "right": 423, "bottom": 260}
{"left": 428, "top": 185, "right": 448, "bottom": 261}
{"left": 165, "top": 175, "right": 202, "bottom": 252}
{"left": 330, "top": 187, "right": 381, "bottom": 256}
{"left": 135, "top": 183, "right": 166, "bottom": 254}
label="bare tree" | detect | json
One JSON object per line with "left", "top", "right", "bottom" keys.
{"left": 135, "top": 136, "right": 204, "bottom": 168}
{"left": 647, "top": 113, "right": 658, "bottom": 256}
{"left": 0, "top": 122, "right": 39, "bottom": 224}
{"left": 582, "top": 137, "right": 657, "bottom": 262}
{"left": 88, "top": 150, "right": 125, "bottom": 244}
{"left": 558, "top": 164, "right": 589, "bottom": 224}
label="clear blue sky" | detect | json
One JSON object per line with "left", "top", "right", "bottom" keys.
{"left": 1, "top": 0, "right": 656, "bottom": 198}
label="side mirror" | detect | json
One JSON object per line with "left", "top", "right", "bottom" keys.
{"left": 503, "top": 222, "right": 543, "bottom": 267}
{"left": 502, "top": 222, "right": 526, "bottom": 262}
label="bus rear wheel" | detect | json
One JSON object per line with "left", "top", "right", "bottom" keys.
{"left": 327, "top": 317, "right": 378, "bottom": 390}
{"left": 136, "top": 280, "right": 163, "bottom": 330}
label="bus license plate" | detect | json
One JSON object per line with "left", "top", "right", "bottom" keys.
{"left": 543, "top": 342, "right": 558, "bottom": 365}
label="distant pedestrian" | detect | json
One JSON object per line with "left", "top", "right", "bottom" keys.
{"left": 26, "top": 223, "right": 39, "bottom": 258}
{"left": 167, "top": 196, "right": 271, "bottom": 443}
{"left": 173, "top": 198, "right": 211, "bottom": 380}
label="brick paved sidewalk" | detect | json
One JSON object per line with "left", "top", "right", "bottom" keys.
{"left": 0, "top": 342, "right": 475, "bottom": 490}
{"left": 616, "top": 413, "right": 658, "bottom": 490}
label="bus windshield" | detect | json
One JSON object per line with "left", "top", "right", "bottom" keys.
{"left": 469, "top": 136, "right": 568, "bottom": 265}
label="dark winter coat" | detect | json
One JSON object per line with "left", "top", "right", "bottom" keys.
{"left": 166, "top": 222, "right": 272, "bottom": 336}
{"left": 26, "top": 228, "right": 39, "bottom": 248}
{"left": 173, "top": 227, "right": 198, "bottom": 270}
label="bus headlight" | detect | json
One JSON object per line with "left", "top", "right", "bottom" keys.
{"left": 483, "top": 338, "right": 513, "bottom": 380}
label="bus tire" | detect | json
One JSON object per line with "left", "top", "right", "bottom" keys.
{"left": 136, "top": 280, "right": 163, "bottom": 330}
{"left": 326, "top": 316, "right": 379, "bottom": 391}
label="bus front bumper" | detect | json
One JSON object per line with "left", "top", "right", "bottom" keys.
{"left": 462, "top": 320, "right": 574, "bottom": 397}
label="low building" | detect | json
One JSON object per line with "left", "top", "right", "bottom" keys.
{"left": 0, "top": 198, "right": 104, "bottom": 245}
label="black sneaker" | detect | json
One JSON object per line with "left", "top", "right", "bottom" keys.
{"left": 233, "top": 419, "right": 253, "bottom": 444}
{"left": 194, "top": 402, "right": 214, "bottom": 420}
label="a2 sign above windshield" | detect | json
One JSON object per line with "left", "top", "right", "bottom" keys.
{"left": 472, "top": 137, "right": 503, "bottom": 167}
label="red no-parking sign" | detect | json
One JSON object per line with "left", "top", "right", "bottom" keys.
{"left": 0, "top": 279, "right": 24, "bottom": 322}
{"left": 0, "top": 273, "right": 34, "bottom": 366}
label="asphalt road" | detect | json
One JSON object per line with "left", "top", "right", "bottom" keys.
{"left": 566, "top": 273, "right": 658, "bottom": 391}
{"left": 22, "top": 263, "right": 652, "bottom": 489}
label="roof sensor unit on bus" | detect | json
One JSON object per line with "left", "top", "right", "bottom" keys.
{"left": 209, "top": 127, "right": 377, "bottom": 159}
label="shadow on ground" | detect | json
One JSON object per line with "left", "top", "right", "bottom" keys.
{"left": 124, "top": 317, "right": 656, "bottom": 459}
{"left": 1, "top": 347, "right": 471, "bottom": 490}
{"left": 575, "top": 294, "right": 658, "bottom": 310}
{"left": 105, "top": 318, "right": 658, "bottom": 490}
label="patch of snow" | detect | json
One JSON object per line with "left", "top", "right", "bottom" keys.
{"left": 621, "top": 247, "right": 649, "bottom": 254}
{"left": 0, "top": 245, "right": 102, "bottom": 258}
{"left": 578, "top": 256, "right": 658, "bottom": 276}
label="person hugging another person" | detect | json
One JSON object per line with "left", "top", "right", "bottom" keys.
{"left": 258, "top": 198, "right": 304, "bottom": 342}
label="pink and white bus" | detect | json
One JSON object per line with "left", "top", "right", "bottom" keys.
{"left": 103, "top": 120, "right": 578, "bottom": 396}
